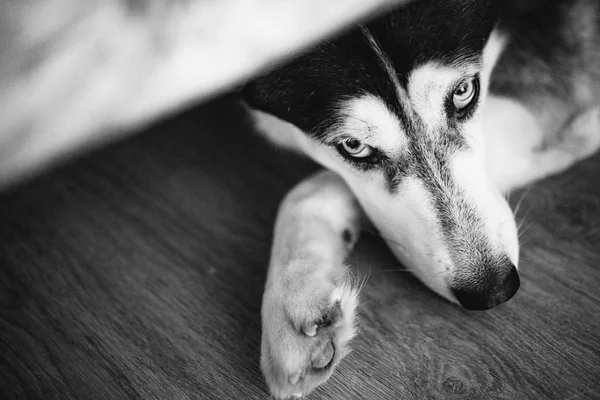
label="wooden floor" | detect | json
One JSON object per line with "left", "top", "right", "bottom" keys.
{"left": 0, "top": 96, "right": 599, "bottom": 400}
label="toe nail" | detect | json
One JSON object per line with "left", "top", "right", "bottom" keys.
{"left": 303, "top": 324, "right": 317, "bottom": 337}
{"left": 290, "top": 373, "right": 301, "bottom": 385}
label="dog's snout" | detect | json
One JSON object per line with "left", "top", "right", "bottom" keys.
{"left": 452, "top": 264, "right": 520, "bottom": 311}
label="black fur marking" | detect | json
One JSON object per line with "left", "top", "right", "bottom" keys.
{"left": 365, "top": 0, "right": 498, "bottom": 88}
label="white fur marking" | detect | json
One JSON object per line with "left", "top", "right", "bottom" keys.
{"left": 337, "top": 95, "right": 406, "bottom": 154}
{"left": 408, "top": 64, "right": 463, "bottom": 127}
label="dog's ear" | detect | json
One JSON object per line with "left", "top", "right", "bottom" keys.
{"left": 240, "top": 77, "right": 289, "bottom": 121}
{"left": 239, "top": 40, "right": 368, "bottom": 143}
{"left": 241, "top": 62, "right": 328, "bottom": 139}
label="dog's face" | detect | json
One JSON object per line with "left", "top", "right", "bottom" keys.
{"left": 245, "top": 0, "right": 520, "bottom": 310}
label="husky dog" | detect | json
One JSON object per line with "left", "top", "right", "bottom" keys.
{"left": 242, "top": 0, "right": 600, "bottom": 397}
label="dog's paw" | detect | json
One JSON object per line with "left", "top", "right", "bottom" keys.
{"left": 260, "top": 262, "right": 359, "bottom": 399}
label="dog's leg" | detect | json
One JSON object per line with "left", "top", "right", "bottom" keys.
{"left": 261, "top": 170, "right": 362, "bottom": 399}
{"left": 484, "top": 96, "right": 600, "bottom": 192}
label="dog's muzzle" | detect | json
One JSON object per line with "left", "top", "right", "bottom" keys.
{"left": 451, "top": 263, "right": 520, "bottom": 310}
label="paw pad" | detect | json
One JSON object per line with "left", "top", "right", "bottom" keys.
{"left": 311, "top": 341, "right": 335, "bottom": 369}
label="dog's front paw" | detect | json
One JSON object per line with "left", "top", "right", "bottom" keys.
{"left": 261, "top": 261, "right": 359, "bottom": 399}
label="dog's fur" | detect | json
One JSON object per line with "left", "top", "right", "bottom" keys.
{"left": 242, "top": 0, "right": 600, "bottom": 398}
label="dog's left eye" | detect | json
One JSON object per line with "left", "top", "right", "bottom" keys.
{"left": 453, "top": 78, "right": 477, "bottom": 111}
{"left": 339, "top": 138, "right": 373, "bottom": 158}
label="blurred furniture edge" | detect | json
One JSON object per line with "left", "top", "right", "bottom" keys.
{"left": 0, "top": 0, "right": 405, "bottom": 188}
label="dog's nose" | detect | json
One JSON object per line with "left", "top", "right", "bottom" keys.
{"left": 452, "top": 264, "right": 520, "bottom": 310}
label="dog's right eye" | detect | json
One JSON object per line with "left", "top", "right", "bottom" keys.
{"left": 453, "top": 78, "right": 476, "bottom": 110}
{"left": 338, "top": 138, "right": 373, "bottom": 158}
{"left": 447, "top": 75, "right": 480, "bottom": 120}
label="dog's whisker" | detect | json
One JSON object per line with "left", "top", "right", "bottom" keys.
{"left": 345, "top": 261, "right": 372, "bottom": 296}
{"left": 518, "top": 222, "right": 534, "bottom": 239}
{"left": 518, "top": 239, "right": 531, "bottom": 248}
{"left": 359, "top": 299, "right": 373, "bottom": 308}
{"left": 356, "top": 263, "right": 372, "bottom": 294}
{"left": 518, "top": 221, "right": 533, "bottom": 233}
{"left": 517, "top": 213, "right": 533, "bottom": 233}
{"left": 517, "top": 223, "right": 534, "bottom": 247}
{"left": 512, "top": 187, "right": 532, "bottom": 217}
{"left": 516, "top": 205, "right": 533, "bottom": 231}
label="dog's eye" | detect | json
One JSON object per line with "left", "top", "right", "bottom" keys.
{"left": 339, "top": 138, "right": 373, "bottom": 158}
{"left": 453, "top": 78, "right": 477, "bottom": 111}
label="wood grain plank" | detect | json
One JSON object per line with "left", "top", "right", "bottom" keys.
{"left": 0, "top": 97, "right": 599, "bottom": 399}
